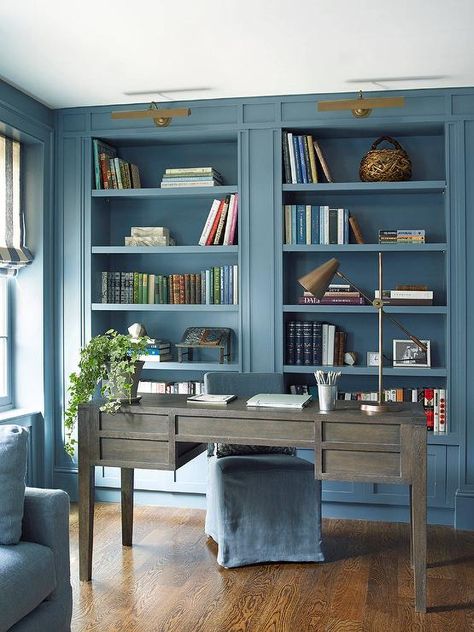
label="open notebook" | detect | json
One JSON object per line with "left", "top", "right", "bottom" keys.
{"left": 246, "top": 393, "right": 312, "bottom": 409}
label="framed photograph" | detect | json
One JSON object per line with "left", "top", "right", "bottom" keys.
{"left": 393, "top": 339, "right": 431, "bottom": 368}
{"left": 366, "top": 351, "right": 380, "bottom": 367}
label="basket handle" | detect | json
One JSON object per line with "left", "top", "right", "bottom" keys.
{"left": 370, "top": 136, "right": 404, "bottom": 151}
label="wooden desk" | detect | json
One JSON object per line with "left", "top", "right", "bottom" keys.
{"left": 78, "top": 396, "right": 427, "bottom": 612}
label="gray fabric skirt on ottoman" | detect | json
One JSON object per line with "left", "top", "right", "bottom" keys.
{"left": 205, "top": 454, "right": 324, "bottom": 568}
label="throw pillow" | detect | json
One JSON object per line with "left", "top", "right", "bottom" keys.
{"left": 0, "top": 425, "right": 28, "bottom": 544}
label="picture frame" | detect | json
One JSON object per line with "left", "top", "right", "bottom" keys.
{"left": 392, "top": 339, "right": 431, "bottom": 368}
{"left": 366, "top": 351, "right": 380, "bottom": 367}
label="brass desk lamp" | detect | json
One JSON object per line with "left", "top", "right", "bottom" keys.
{"left": 298, "top": 254, "right": 427, "bottom": 414}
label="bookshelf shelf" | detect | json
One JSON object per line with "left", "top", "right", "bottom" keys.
{"left": 282, "top": 181, "right": 446, "bottom": 194}
{"left": 91, "top": 303, "right": 239, "bottom": 312}
{"left": 283, "top": 305, "right": 447, "bottom": 314}
{"left": 92, "top": 186, "right": 238, "bottom": 200}
{"left": 283, "top": 243, "right": 447, "bottom": 253}
{"left": 283, "top": 365, "right": 447, "bottom": 377}
{"left": 142, "top": 362, "right": 239, "bottom": 372}
{"left": 92, "top": 246, "right": 239, "bottom": 255}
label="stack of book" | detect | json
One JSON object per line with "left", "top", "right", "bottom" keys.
{"left": 299, "top": 284, "right": 366, "bottom": 306}
{"left": 375, "top": 287, "right": 433, "bottom": 306}
{"left": 282, "top": 132, "right": 333, "bottom": 184}
{"left": 336, "top": 388, "right": 423, "bottom": 402}
{"left": 124, "top": 227, "right": 174, "bottom": 247}
{"left": 286, "top": 320, "right": 346, "bottom": 366}
{"left": 139, "top": 339, "right": 172, "bottom": 363}
{"left": 101, "top": 265, "right": 238, "bottom": 305}
{"left": 160, "top": 167, "right": 223, "bottom": 188}
{"left": 378, "top": 229, "right": 426, "bottom": 244}
{"left": 138, "top": 380, "right": 204, "bottom": 394}
{"left": 198, "top": 194, "right": 238, "bottom": 245}
{"left": 93, "top": 139, "right": 141, "bottom": 189}
{"left": 423, "top": 388, "right": 447, "bottom": 433}
{"left": 284, "top": 205, "right": 352, "bottom": 245}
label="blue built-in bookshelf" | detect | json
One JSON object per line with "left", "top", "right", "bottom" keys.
{"left": 55, "top": 89, "right": 474, "bottom": 528}
{"left": 278, "top": 123, "right": 449, "bottom": 442}
{"left": 88, "top": 131, "right": 241, "bottom": 381}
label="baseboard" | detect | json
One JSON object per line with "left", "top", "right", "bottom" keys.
{"left": 455, "top": 486, "right": 474, "bottom": 530}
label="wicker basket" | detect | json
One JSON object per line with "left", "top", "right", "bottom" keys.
{"left": 359, "top": 136, "right": 412, "bottom": 182}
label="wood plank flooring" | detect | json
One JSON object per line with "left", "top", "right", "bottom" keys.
{"left": 69, "top": 503, "right": 474, "bottom": 631}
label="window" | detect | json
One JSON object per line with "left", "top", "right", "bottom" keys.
{"left": 0, "top": 278, "right": 10, "bottom": 409}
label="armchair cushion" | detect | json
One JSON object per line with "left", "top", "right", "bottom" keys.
{"left": 0, "top": 542, "right": 56, "bottom": 631}
{"left": 0, "top": 425, "right": 28, "bottom": 544}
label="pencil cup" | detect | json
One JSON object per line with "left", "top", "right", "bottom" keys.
{"left": 318, "top": 384, "right": 337, "bottom": 412}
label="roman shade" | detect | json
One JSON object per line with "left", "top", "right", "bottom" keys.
{"left": 0, "top": 135, "right": 33, "bottom": 276}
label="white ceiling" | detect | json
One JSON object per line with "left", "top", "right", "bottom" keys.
{"left": 1, "top": 0, "right": 473, "bottom": 109}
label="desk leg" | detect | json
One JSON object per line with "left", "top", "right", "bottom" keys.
{"left": 409, "top": 484, "right": 414, "bottom": 568}
{"left": 412, "top": 427, "right": 427, "bottom": 613}
{"left": 121, "top": 468, "right": 134, "bottom": 546}
{"left": 79, "top": 464, "right": 95, "bottom": 582}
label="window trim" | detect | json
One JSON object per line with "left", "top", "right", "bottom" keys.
{"left": 0, "top": 279, "right": 12, "bottom": 411}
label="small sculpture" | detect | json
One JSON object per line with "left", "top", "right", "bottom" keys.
{"left": 128, "top": 323, "right": 148, "bottom": 340}
{"left": 344, "top": 351, "right": 357, "bottom": 366}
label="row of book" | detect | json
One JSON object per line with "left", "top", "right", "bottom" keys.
{"left": 198, "top": 194, "right": 238, "bottom": 246}
{"left": 289, "top": 384, "right": 448, "bottom": 433}
{"left": 124, "top": 226, "right": 174, "bottom": 247}
{"left": 286, "top": 321, "right": 346, "bottom": 366}
{"left": 379, "top": 229, "right": 426, "bottom": 244}
{"left": 160, "top": 167, "right": 223, "bottom": 188}
{"left": 299, "top": 284, "right": 366, "bottom": 305}
{"left": 282, "top": 132, "right": 333, "bottom": 184}
{"left": 93, "top": 139, "right": 141, "bottom": 190}
{"left": 284, "top": 205, "right": 354, "bottom": 245}
{"left": 138, "top": 380, "right": 204, "bottom": 394}
{"left": 100, "top": 266, "right": 239, "bottom": 305}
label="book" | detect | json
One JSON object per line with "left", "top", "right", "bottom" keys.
{"left": 140, "top": 353, "right": 173, "bottom": 363}
{"left": 199, "top": 199, "right": 221, "bottom": 245}
{"left": 287, "top": 133, "right": 297, "bottom": 184}
{"left": 160, "top": 180, "right": 219, "bottom": 188}
{"left": 165, "top": 167, "right": 221, "bottom": 175}
{"left": 206, "top": 199, "right": 225, "bottom": 245}
{"left": 223, "top": 194, "right": 236, "bottom": 245}
{"left": 129, "top": 164, "right": 141, "bottom": 188}
{"left": 93, "top": 140, "right": 117, "bottom": 189}
{"left": 282, "top": 133, "right": 292, "bottom": 184}
{"left": 313, "top": 140, "right": 333, "bottom": 182}
{"left": 187, "top": 394, "right": 237, "bottom": 405}
{"left": 349, "top": 215, "right": 365, "bottom": 244}
{"left": 213, "top": 195, "right": 230, "bottom": 244}
{"left": 307, "top": 135, "right": 318, "bottom": 183}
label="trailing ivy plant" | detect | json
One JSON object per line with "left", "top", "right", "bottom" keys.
{"left": 64, "top": 329, "right": 149, "bottom": 457}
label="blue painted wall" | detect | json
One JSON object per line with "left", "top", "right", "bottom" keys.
{"left": 0, "top": 78, "right": 54, "bottom": 487}
{"left": 51, "top": 87, "right": 474, "bottom": 528}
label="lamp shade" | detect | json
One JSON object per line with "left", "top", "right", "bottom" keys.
{"left": 298, "top": 258, "right": 340, "bottom": 299}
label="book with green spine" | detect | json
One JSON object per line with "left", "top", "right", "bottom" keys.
{"left": 213, "top": 266, "right": 220, "bottom": 304}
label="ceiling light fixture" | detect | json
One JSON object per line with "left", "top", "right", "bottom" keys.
{"left": 111, "top": 102, "right": 191, "bottom": 127}
{"left": 317, "top": 90, "right": 405, "bottom": 118}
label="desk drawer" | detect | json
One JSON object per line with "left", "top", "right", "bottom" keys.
{"left": 322, "top": 450, "right": 401, "bottom": 478}
{"left": 100, "top": 438, "right": 169, "bottom": 467}
{"left": 322, "top": 422, "right": 399, "bottom": 446}
{"left": 175, "top": 415, "right": 314, "bottom": 445}
{"left": 100, "top": 413, "right": 169, "bottom": 436}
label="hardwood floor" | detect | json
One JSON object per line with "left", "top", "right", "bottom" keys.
{"left": 69, "top": 503, "right": 474, "bottom": 631}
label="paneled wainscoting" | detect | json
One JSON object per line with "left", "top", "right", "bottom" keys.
{"left": 70, "top": 503, "right": 474, "bottom": 631}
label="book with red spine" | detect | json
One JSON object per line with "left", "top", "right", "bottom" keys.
{"left": 213, "top": 195, "right": 230, "bottom": 244}
{"left": 206, "top": 199, "right": 225, "bottom": 245}
{"left": 423, "top": 388, "right": 435, "bottom": 431}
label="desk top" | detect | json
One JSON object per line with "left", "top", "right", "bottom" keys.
{"left": 85, "top": 394, "right": 425, "bottom": 425}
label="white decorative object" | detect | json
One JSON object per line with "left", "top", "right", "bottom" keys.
{"left": 128, "top": 323, "right": 148, "bottom": 340}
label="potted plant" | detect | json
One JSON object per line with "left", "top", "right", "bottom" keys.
{"left": 64, "top": 329, "right": 149, "bottom": 456}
